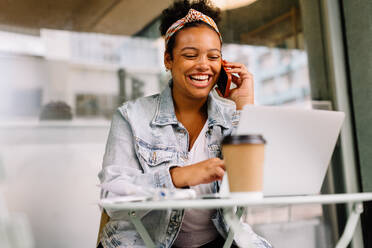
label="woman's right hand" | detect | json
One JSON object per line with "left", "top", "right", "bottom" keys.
{"left": 170, "top": 158, "right": 225, "bottom": 188}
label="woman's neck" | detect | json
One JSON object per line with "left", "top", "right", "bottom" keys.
{"left": 172, "top": 87, "right": 208, "bottom": 150}
{"left": 172, "top": 87, "right": 208, "bottom": 117}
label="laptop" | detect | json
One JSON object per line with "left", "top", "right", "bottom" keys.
{"left": 232, "top": 105, "right": 345, "bottom": 197}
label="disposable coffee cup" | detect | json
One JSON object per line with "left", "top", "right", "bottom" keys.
{"left": 222, "top": 135, "right": 266, "bottom": 199}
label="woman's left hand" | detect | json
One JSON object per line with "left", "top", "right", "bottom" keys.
{"left": 224, "top": 62, "right": 254, "bottom": 110}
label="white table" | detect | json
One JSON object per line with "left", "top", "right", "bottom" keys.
{"left": 100, "top": 192, "right": 372, "bottom": 248}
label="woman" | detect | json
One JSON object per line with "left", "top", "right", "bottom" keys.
{"left": 98, "top": 0, "right": 271, "bottom": 247}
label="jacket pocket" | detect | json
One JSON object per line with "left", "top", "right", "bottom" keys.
{"left": 136, "top": 138, "right": 176, "bottom": 167}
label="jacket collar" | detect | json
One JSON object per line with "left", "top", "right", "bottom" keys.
{"left": 151, "top": 82, "right": 179, "bottom": 126}
{"left": 151, "top": 81, "right": 230, "bottom": 129}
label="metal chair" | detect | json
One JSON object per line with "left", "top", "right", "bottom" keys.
{"left": 96, "top": 210, "right": 110, "bottom": 248}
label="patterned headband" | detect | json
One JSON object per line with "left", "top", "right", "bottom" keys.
{"left": 164, "top": 8, "right": 222, "bottom": 47}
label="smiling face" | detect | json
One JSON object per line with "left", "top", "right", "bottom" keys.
{"left": 164, "top": 25, "right": 222, "bottom": 101}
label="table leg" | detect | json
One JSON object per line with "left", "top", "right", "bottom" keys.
{"left": 335, "top": 202, "right": 364, "bottom": 248}
{"left": 128, "top": 211, "right": 156, "bottom": 248}
{"left": 223, "top": 207, "right": 253, "bottom": 248}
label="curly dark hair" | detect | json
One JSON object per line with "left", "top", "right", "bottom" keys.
{"left": 159, "top": 0, "right": 221, "bottom": 59}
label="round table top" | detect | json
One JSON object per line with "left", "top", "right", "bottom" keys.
{"left": 99, "top": 192, "right": 372, "bottom": 210}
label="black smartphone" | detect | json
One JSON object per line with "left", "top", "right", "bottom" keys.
{"left": 216, "top": 60, "right": 232, "bottom": 97}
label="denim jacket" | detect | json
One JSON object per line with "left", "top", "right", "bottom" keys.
{"left": 98, "top": 82, "right": 272, "bottom": 248}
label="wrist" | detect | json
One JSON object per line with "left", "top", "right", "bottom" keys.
{"left": 170, "top": 166, "right": 188, "bottom": 188}
{"left": 236, "top": 103, "right": 249, "bottom": 110}
{"left": 236, "top": 99, "right": 253, "bottom": 110}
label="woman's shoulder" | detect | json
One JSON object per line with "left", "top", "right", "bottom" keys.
{"left": 208, "top": 89, "right": 239, "bottom": 128}
{"left": 209, "top": 89, "right": 236, "bottom": 112}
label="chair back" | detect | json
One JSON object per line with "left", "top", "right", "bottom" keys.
{"left": 96, "top": 210, "right": 110, "bottom": 247}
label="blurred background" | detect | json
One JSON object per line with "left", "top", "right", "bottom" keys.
{"left": 0, "top": 0, "right": 371, "bottom": 247}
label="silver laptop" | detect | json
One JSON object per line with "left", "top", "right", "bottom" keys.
{"left": 235, "top": 105, "right": 345, "bottom": 196}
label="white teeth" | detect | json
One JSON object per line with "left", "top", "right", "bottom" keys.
{"left": 190, "top": 75, "right": 209, "bottom": 81}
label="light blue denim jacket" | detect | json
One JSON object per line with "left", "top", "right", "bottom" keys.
{"left": 98, "top": 82, "right": 271, "bottom": 248}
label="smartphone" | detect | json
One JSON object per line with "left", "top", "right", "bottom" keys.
{"left": 216, "top": 60, "right": 232, "bottom": 98}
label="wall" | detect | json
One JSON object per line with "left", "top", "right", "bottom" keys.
{"left": 342, "top": 0, "right": 372, "bottom": 193}
{"left": 0, "top": 121, "right": 109, "bottom": 248}
{"left": 342, "top": 0, "right": 372, "bottom": 246}
{"left": 0, "top": 53, "right": 47, "bottom": 117}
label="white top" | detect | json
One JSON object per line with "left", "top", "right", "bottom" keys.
{"left": 172, "top": 122, "right": 219, "bottom": 248}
